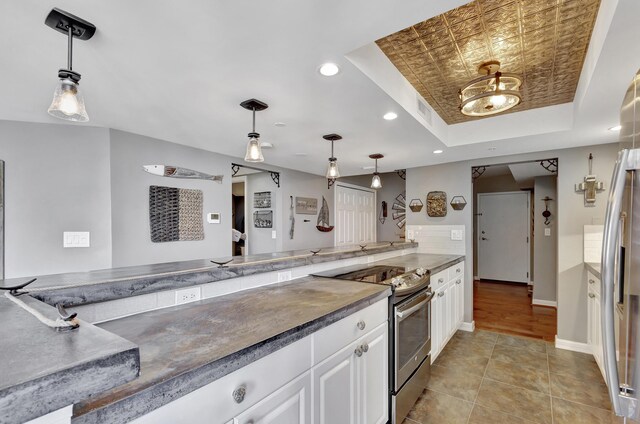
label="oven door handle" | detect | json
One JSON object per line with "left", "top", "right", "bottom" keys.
{"left": 396, "top": 292, "right": 433, "bottom": 321}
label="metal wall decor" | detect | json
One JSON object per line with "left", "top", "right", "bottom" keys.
{"left": 379, "top": 201, "right": 388, "bottom": 224}
{"left": 472, "top": 166, "right": 487, "bottom": 181}
{"left": 253, "top": 210, "right": 273, "bottom": 228}
{"left": 316, "top": 196, "right": 334, "bottom": 232}
{"left": 540, "top": 159, "right": 558, "bottom": 173}
{"left": 542, "top": 196, "right": 553, "bottom": 225}
{"left": 149, "top": 186, "right": 204, "bottom": 243}
{"left": 393, "top": 192, "right": 406, "bottom": 228}
{"left": 295, "top": 197, "right": 318, "bottom": 215}
{"left": 575, "top": 153, "right": 604, "bottom": 206}
{"left": 231, "top": 163, "right": 280, "bottom": 188}
{"left": 143, "top": 165, "right": 223, "bottom": 183}
{"left": 409, "top": 199, "right": 424, "bottom": 212}
{"left": 253, "top": 191, "right": 271, "bottom": 208}
{"left": 427, "top": 191, "right": 447, "bottom": 217}
{"left": 396, "top": 169, "right": 407, "bottom": 180}
{"left": 450, "top": 196, "right": 467, "bottom": 211}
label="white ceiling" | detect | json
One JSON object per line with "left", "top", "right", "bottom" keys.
{"left": 1, "top": 0, "right": 639, "bottom": 176}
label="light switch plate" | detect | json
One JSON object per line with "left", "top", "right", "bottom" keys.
{"left": 271, "top": 230, "right": 277, "bottom": 239}
{"left": 277, "top": 271, "right": 292, "bottom": 282}
{"left": 544, "top": 228, "right": 551, "bottom": 236}
{"left": 207, "top": 212, "right": 221, "bottom": 224}
{"left": 63, "top": 231, "right": 90, "bottom": 248}
{"left": 450, "top": 229, "right": 463, "bottom": 241}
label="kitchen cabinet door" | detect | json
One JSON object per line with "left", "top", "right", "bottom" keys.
{"left": 431, "top": 289, "right": 444, "bottom": 362}
{"left": 358, "top": 323, "right": 388, "bottom": 424}
{"left": 313, "top": 342, "right": 358, "bottom": 424}
{"left": 445, "top": 283, "right": 456, "bottom": 340}
{"left": 235, "top": 372, "right": 311, "bottom": 424}
{"left": 454, "top": 277, "right": 464, "bottom": 329}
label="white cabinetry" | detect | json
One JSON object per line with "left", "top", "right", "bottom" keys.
{"left": 587, "top": 271, "right": 604, "bottom": 377}
{"left": 431, "top": 261, "right": 465, "bottom": 362}
{"left": 131, "top": 298, "right": 388, "bottom": 424}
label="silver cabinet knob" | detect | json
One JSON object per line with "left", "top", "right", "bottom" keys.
{"left": 357, "top": 320, "right": 366, "bottom": 330}
{"left": 589, "top": 279, "right": 595, "bottom": 284}
{"left": 362, "top": 343, "right": 369, "bottom": 353}
{"left": 355, "top": 346, "right": 363, "bottom": 357}
{"left": 589, "top": 293, "right": 596, "bottom": 298}
{"left": 232, "top": 385, "right": 246, "bottom": 403}
{"left": 456, "top": 279, "right": 461, "bottom": 285}
{"left": 456, "top": 268, "right": 461, "bottom": 273}
{"left": 438, "top": 291, "right": 445, "bottom": 297}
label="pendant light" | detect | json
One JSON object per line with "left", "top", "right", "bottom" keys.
{"left": 45, "top": 8, "right": 96, "bottom": 122}
{"left": 240, "top": 99, "right": 268, "bottom": 163}
{"left": 323, "top": 134, "right": 342, "bottom": 179}
{"left": 369, "top": 154, "right": 384, "bottom": 189}
{"left": 459, "top": 61, "right": 522, "bottom": 117}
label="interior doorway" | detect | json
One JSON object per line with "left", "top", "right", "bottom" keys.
{"left": 472, "top": 158, "right": 558, "bottom": 340}
{"left": 334, "top": 183, "right": 376, "bottom": 246}
{"left": 231, "top": 176, "right": 247, "bottom": 256}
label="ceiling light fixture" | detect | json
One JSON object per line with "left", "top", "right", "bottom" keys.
{"left": 319, "top": 63, "right": 340, "bottom": 77}
{"left": 45, "top": 8, "right": 96, "bottom": 122}
{"left": 609, "top": 125, "right": 622, "bottom": 131}
{"left": 240, "top": 99, "right": 269, "bottom": 163}
{"left": 459, "top": 61, "right": 522, "bottom": 117}
{"left": 383, "top": 112, "right": 398, "bottom": 120}
{"left": 323, "top": 134, "right": 342, "bottom": 180}
{"left": 433, "top": 149, "right": 443, "bottom": 154}
{"left": 369, "top": 154, "right": 384, "bottom": 189}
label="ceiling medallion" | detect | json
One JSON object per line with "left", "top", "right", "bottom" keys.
{"left": 459, "top": 61, "right": 522, "bottom": 117}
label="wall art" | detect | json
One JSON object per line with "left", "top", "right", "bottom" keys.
{"left": 450, "top": 195, "right": 467, "bottom": 211}
{"left": 149, "top": 185, "right": 204, "bottom": 243}
{"left": 295, "top": 197, "right": 318, "bottom": 215}
{"left": 427, "top": 191, "right": 447, "bottom": 217}
{"left": 316, "top": 196, "right": 334, "bottom": 232}
{"left": 143, "top": 165, "right": 223, "bottom": 183}
{"left": 253, "top": 210, "right": 273, "bottom": 228}
{"left": 409, "top": 199, "right": 423, "bottom": 212}
{"left": 392, "top": 191, "right": 406, "bottom": 228}
{"left": 254, "top": 191, "right": 271, "bottom": 208}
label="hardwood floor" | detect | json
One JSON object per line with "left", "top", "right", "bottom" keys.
{"left": 473, "top": 280, "right": 557, "bottom": 342}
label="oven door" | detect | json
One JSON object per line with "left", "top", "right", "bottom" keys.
{"left": 394, "top": 289, "right": 432, "bottom": 390}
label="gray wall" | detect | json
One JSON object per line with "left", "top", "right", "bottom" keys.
{"left": 246, "top": 172, "right": 279, "bottom": 255}
{"left": 0, "top": 121, "right": 112, "bottom": 278}
{"left": 406, "top": 142, "right": 619, "bottom": 343}
{"left": 533, "top": 175, "right": 557, "bottom": 302}
{"left": 109, "top": 130, "right": 233, "bottom": 267}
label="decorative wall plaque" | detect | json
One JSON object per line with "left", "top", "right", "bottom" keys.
{"left": 253, "top": 210, "right": 273, "bottom": 228}
{"left": 253, "top": 191, "right": 271, "bottom": 208}
{"left": 427, "top": 191, "right": 447, "bottom": 217}
{"left": 149, "top": 186, "right": 204, "bottom": 243}
{"left": 295, "top": 197, "right": 318, "bottom": 215}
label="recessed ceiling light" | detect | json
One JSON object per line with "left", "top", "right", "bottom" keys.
{"left": 433, "top": 149, "right": 443, "bottom": 154}
{"left": 261, "top": 142, "right": 274, "bottom": 149}
{"left": 383, "top": 112, "right": 398, "bottom": 120}
{"left": 362, "top": 165, "right": 375, "bottom": 170}
{"left": 609, "top": 125, "right": 622, "bottom": 131}
{"left": 274, "top": 122, "right": 286, "bottom": 127}
{"left": 319, "top": 63, "right": 340, "bottom": 77}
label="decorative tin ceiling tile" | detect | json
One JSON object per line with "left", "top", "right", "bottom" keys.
{"left": 375, "top": 0, "right": 600, "bottom": 124}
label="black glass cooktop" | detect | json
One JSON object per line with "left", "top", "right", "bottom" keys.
{"left": 311, "top": 265, "right": 407, "bottom": 284}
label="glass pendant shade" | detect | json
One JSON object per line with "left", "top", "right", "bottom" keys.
{"left": 371, "top": 173, "right": 382, "bottom": 189}
{"left": 326, "top": 159, "right": 340, "bottom": 179}
{"left": 48, "top": 78, "right": 89, "bottom": 122}
{"left": 244, "top": 135, "right": 264, "bottom": 162}
{"left": 460, "top": 62, "right": 522, "bottom": 117}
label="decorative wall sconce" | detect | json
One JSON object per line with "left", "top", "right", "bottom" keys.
{"left": 45, "top": 8, "right": 96, "bottom": 122}
{"left": 542, "top": 196, "right": 553, "bottom": 225}
{"left": 450, "top": 196, "right": 467, "bottom": 211}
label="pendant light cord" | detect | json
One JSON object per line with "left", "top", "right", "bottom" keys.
{"left": 67, "top": 25, "right": 73, "bottom": 70}
{"left": 331, "top": 141, "right": 334, "bottom": 158}
{"left": 252, "top": 107, "right": 256, "bottom": 133}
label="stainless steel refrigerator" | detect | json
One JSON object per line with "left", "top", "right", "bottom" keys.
{"left": 602, "top": 69, "right": 640, "bottom": 422}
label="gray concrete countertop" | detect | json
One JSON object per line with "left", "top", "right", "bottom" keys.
{"left": 585, "top": 262, "right": 601, "bottom": 280}
{"left": 0, "top": 296, "right": 140, "bottom": 424}
{"left": 71, "top": 276, "right": 391, "bottom": 424}
{"left": 373, "top": 253, "right": 465, "bottom": 275}
{"left": 0, "top": 242, "right": 415, "bottom": 307}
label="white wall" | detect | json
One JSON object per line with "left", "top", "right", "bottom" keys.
{"left": 406, "top": 142, "right": 619, "bottom": 343}
{"left": 0, "top": 121, "right": 112, "bottom": 278}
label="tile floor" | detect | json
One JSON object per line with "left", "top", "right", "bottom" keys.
{"left": 402, "top": 329, "right": 628, "bottom": 424}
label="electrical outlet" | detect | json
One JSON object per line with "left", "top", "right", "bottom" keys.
{"left": 175, "top": 287, "right": 201, "bottom": 305}
{"left": 277, "top": 271, "right": 292, "bottom": 282}
{"left": 450, "top": 229, "right": 463, "bottom": 241}
{"left": 544, "top": 228, "right": 551, "bottom": 236}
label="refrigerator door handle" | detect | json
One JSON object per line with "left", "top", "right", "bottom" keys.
{"left": 601, "top": 149, "right": 639, "bottom": 418}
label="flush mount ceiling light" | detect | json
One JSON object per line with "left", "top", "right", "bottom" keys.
{"left": 369, "top": 154, "right": 384, "bottom": 189}
{"left": 319, "top": 63, "right": 340, "bottom": 77}
{"left": 323, "top": 134, "right": 342, "bottom": 180}
{"left": 383, "top": 112, "right": 398, "bottom": 120}
{"left": 45, "top": 8, "right": 96, "bottom": 122}
{"left": 609, "top": 125, "right": 622, "bottom": 131}
{"left": 240, "top": 99, "right": 268, "bottom": 163}
{"left": 459, "top": 61, "right": 522, "bottom": 117}
{"left": 433, "top": 149, "right": 443, "bottom": 154}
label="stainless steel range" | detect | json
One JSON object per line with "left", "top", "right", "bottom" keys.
{"left": 311, "top": 264, "right": 432, "bottom": 423}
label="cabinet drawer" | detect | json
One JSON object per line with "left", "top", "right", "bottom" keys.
{"left": 313, "top": 298, "right": 387, "bottom": 365}
{"left": 130, "top": 335, "right": 312, "bottom": 424}
{"left": 432, "top": 269, "right": 448, "bottom": 288}
{"left": 448, "top": 261, "right": 464, "bottom": 282}
{"left": 587, "top": 272, "right": 601, "bottom": 296}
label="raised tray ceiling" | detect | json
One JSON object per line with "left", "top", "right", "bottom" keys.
{"left": 375, "top": 0, "right": 601, "bottom": 124}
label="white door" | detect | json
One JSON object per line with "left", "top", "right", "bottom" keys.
{"left": 313, "top": 342, "right": 357, "bottom": 424}
{"left": 235, "top": 372, "right": 311, "bottom": 424}
{"left": 477, "top": 192, "right": 530, "bottom": 283}
{"left": 358, "top": 324, "right": 388, "bottom": 424}
{"left": 335, "top": 185, "right": 376, "bottom": 246}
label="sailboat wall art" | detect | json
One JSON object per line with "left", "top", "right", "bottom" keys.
{"left": 316, "top": 196, "right": 334, "bottom": 232}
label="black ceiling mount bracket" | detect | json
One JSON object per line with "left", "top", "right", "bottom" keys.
{"left": 540, "top": 159, "right": 558, "bottom": 173}
{"left": 322, "top": 134, "right": 342, "bottom": 141}
{"left": 472, "top": 166, "right": 486, "bottom": 181}
{"left": 231, "top": 163, "right": 240, "bottom": 177}
{"left": 240, "top": 99, "right": 269, "bottom": 111}
{"left": 230, "top": 163, "right": 280, "bottom": 187}
{"left": 328, "top": 178, "right": 336, "bottom": 189}
{"left": 45, "top": 8, "right": 96, "bottom": 40}
{"left": 395, "top": 169, "right": 406, "bottom": 180}
{"left": 270, "top": 171, "right": 280, "bottom": 188}
{"left": 57, "top": 69, "right": 81, "bottom": 83}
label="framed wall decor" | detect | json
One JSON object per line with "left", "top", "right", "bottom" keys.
{"left": 253, "top": 210, "right": 273, "bottom": 228}
{"left": 254, "top": 191, "right": 271, "bottom": 208}
{"left": 295, "top": 197, "right": 318, "bottom": 215}
{"left": 426, "top": 191, "right": 447, "bottom": 217}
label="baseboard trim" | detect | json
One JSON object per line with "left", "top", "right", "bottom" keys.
{"left": 459, "top": 321, "right": 475, "bottom": 332}
{"left": 555, "top": 336, "right": 592, "bottom": 354}
{"left": 532, "top": 298, "right": 557, "bottom": 308}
